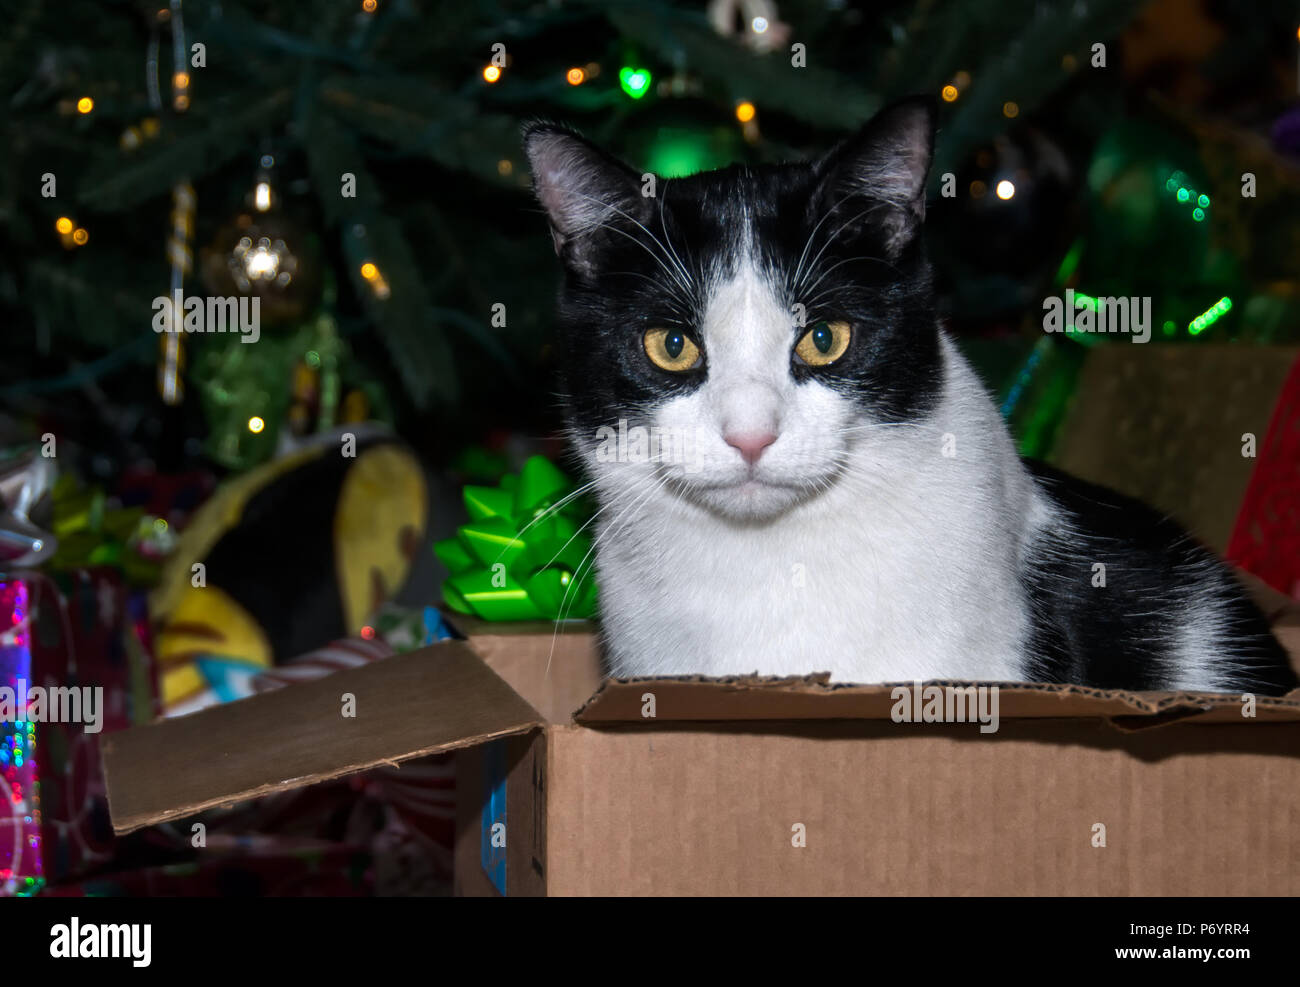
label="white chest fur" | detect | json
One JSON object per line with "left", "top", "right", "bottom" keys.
{"left": 588, "top": 335, "right": 1046, "bottom": 684}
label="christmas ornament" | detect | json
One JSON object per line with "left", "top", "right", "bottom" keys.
{"left": 193, "top": 309, "right": 343, "bottom": 470}
{"left": 200, "top": 211, "right": 322, "bottom": 329}
{"left": 707, "top": 0, "right": 791, "bottom": 54}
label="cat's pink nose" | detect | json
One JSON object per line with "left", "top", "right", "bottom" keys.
{"left": 725, "top": 431, "right": 777, "bottom": 466}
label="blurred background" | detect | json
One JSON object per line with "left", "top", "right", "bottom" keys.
{"left": 2, "top": 0, "right": 1299, "bottom": 895}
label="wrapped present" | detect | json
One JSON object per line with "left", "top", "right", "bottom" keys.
{"left": 1227, "top": 351, "right": 1300, "bottom": 597}
{"left": 434, "top": 455, "right": 598, "bottom": 621}
{"left": 0, "top": 569, "right": 157, "bottom": 896}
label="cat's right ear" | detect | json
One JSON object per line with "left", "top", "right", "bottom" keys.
{"left": 523, "top": 123, "right": 648, "bottom": 277}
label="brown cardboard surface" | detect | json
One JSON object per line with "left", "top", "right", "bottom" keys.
{"left": 453, "top": 732, "right": 547, "bottom": 897}
{"left": 543, "top": 720, "right": 1300, "bottom": 895}
{"left": 102, "top": 640, "right": 542, "bottom": 834}
{"left": 573, "top": 675, "right": 1300, "bottom": 725}
{"left": 447, "top": 613, "right": 602, "bottom": 723}
{"left": 452, "top": 566, "right": 1300, "bottom": 728}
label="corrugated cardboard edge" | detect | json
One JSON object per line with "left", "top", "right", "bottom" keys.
{"left": 103, "top": 640, "right": 543, "bottom": 834}
{"left": 571, "top": 673, "right": 1300, "bottom": 725}
{"left": 566, "top": 568, "right": 1300, "bottom": 726}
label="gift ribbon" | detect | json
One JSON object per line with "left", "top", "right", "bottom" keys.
{"left": 48, "top": 479, "right": 162, "bottom": 585}
{"left": 434, "top": 455, "right": 597, "bottom": 621}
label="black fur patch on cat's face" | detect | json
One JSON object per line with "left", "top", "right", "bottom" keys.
{"left": 526, "top": 97, "right": 943, "bottom": 444}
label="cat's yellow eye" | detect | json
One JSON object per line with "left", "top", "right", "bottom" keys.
{"left": 794, "top": 319, "right": 851, "bottom": 367}
{"left": 644, "top": 327, "right": 702, "bottom": 372}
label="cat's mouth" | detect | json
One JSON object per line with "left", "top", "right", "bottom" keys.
{"left": 668, "top": 469, "right": 829, "bottom": 520}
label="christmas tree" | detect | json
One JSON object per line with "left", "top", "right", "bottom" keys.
{"left": 2, "top": 0, "right": 1298, "bottom": 469}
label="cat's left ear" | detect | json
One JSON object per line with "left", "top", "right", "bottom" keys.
{"left": 524, "top": 122, "right": 649, "bottom": 278}
{"left": 814, "top": 96, "right": 936, "bottom": 260}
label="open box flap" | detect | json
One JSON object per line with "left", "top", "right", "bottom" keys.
{"left": 572, "top": 674, "right": 1300, "bottom": 725}
{"left": 102, "top": 640, "right": 543, "bottom": 834}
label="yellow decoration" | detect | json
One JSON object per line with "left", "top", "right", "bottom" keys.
{"left": 334, "top": 445, "right": 428, "bottom": 632}
{"left": 155, "top": 585, "right": 273, "bottom": 707}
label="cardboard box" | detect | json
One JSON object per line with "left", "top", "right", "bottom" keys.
{"left": 101, "top": 576, "right": 1300, "bottom": 896}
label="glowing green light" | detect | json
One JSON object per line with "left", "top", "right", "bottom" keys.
{"left": 1165, "top": 178, "right": 1177, "bottom": 192}
{"left": 1162, "top": 320, "right": 1176, "bottom": 337}
{"left": 1197, "top": 194, "right": 1209, "bottom": 208}
{"left": 618, "top": 66, "right": 652, "bottom": 99}
{"left": 1053, "top": 238, "right": 1085, "bottom": 286}
{"left": 646, "top": 137, "right": 713, "bottom": 178}
{"left": 1176, "top": 188, "right": 1189, "bottom": 203}
{"left": 1188, "top": 296, "right": 1232, "bottom": 336}
{"left": 306, "top": 350, "right": 320, "bottom": 368}
{"left": 1192, "top": 208, "right": 1204, "bottom": 221}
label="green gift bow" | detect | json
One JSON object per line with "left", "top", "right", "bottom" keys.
{"left": 49, "top": 477, "right": 161, "bottom": 586}
{"left": 434, "top": 455, "right": 598, "bottom": 621}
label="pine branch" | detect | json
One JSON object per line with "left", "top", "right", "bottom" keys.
{"left": 303, "top": 109, "right": 457, "bottom": 408}
{"left": 608, "top": 5, "right": 880, "bottom": 130}
{"left": 77, "top": 88, "right": 292, "bottom": 211}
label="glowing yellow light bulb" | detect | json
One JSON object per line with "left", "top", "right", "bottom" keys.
{"left": 360, "top": 262, "right": 379, "bottom": 281}
{"left": 567, "top": 67, "right": 585, "bottom": 86}
{"left": 55, "top": 217, "right": 74, "bottom": 235}
{"left": 77, "top": 97, "right": 94, "bottom": 114}
{"left": 735, "top": 101, "right": 756, "bottom": 123}
{"left": 248, "top": 416, "right": 265, "bottom": 434}
{"left": 941, "top": 85, "right": 958, "bottom": 103}
{"left": 483, "top": 65, "right": 501, "bottom": 83}
{"left": 1003, "top": 101, "right": 1019, "bottom": 118}
{"left": 996, "top": 180, "right": 1016, "bottom": 200}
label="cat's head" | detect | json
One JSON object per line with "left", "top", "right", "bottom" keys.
{"left": 525, "top": 97, "right": 942, "bottom": 522}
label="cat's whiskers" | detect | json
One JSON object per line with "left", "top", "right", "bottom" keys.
{"left": 657, "top": 183, "right": 695, "bottom": 303}
{"left": 789, "top": 189, "right": 861, "bottom": 293}
{"left": 555, "top": 186, "right": 695, "bottom": 299}
{"left": 795, "top": 203, "right": 895, "bottom": 300}
{"left": 835, "top": 421, "right": 934, "bottom": 435}
{"left": 799, "top": 254, "right": 903, "bottom": 308}
{"left": 544, "top": 469, "right": 674, "bottom": 677}
{"left": 488, "top": 478, "right": 600, "bottom": 568}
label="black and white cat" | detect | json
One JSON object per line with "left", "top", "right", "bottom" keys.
{"left": 523, "top": 98, "right": 1297, "bottom": 696}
